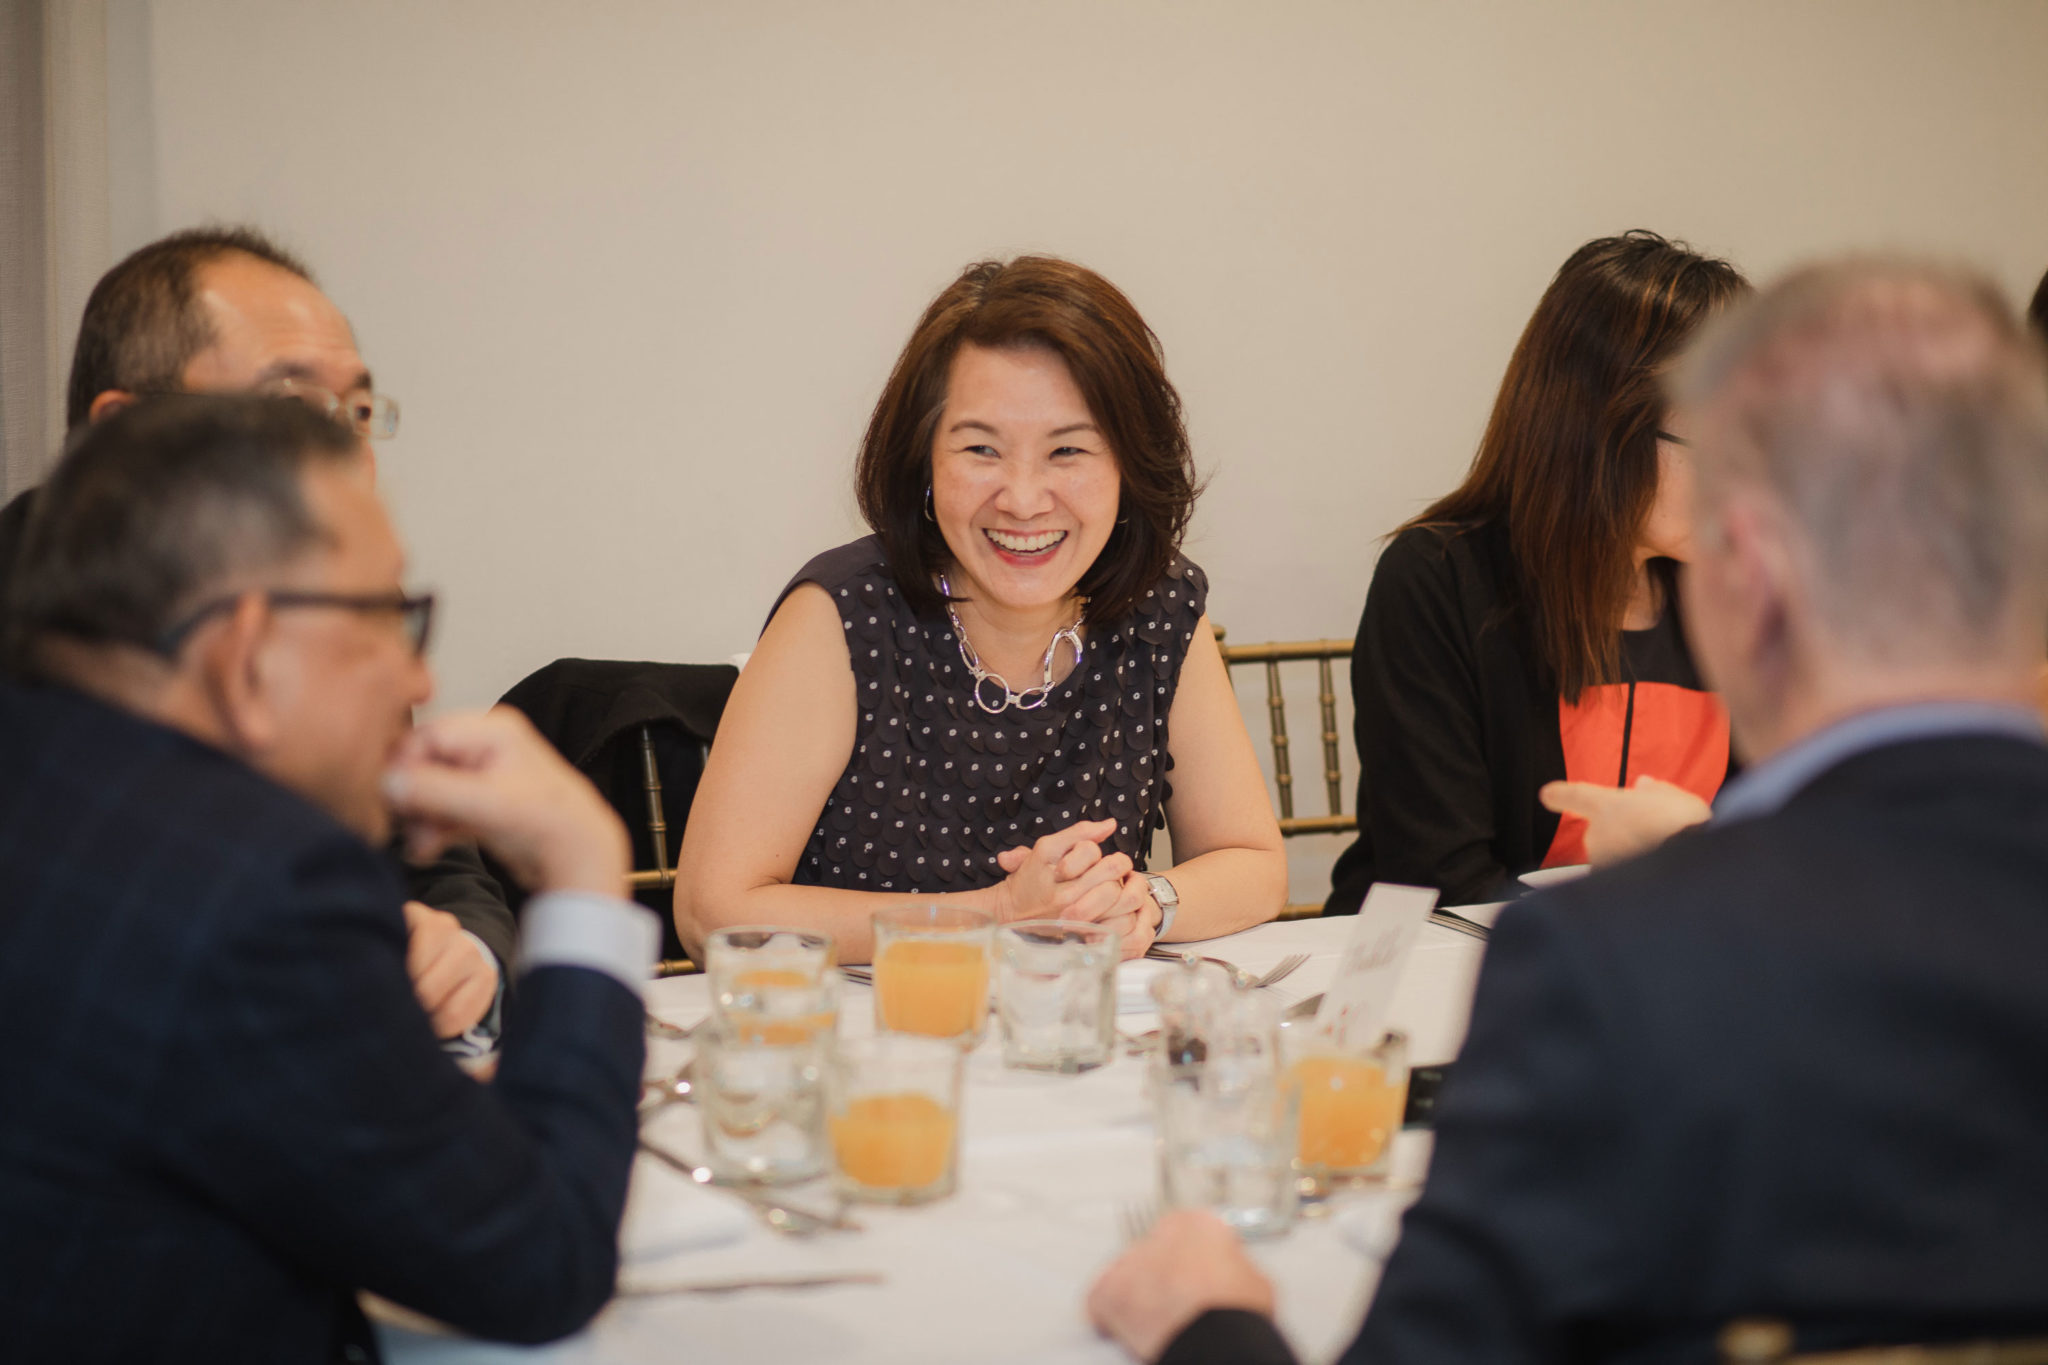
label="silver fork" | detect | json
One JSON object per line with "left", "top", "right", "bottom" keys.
{"left": 1119, "top": 1199, "right": 1158, "bottom": 1243}
{"left": 1143, "top": 947, "right": 1308, "bottom": 991}
{"left": 1252, "top": 953, "right": 1309, "bottom": 989}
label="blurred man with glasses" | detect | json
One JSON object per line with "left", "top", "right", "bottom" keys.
{"left": 0, "top": 395, "right": 655, "bottom": 1360}
{"left": 0, "top": 226, "right": 512, "bottom": 1048}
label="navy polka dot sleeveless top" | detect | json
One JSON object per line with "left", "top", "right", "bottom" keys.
{"left": 777, "top": 536, "right": 1209, "bottom": 894}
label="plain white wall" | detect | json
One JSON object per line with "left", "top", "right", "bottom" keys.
{"left": 107, "top": 0, "right": 2048, "bottom": 901}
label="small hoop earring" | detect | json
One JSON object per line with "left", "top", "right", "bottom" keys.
{"left": 1116, "top": 514, "right": 1129, "bottom": 525}
{"left": 924, "top": 485, "right": 936, "bottom": 522}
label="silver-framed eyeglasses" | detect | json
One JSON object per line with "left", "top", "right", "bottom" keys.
{"left": 267, "top": 378, "right": 402, "bottom": 440}
{"left": 154, "top": 589, "right": 436, "bottom": 658}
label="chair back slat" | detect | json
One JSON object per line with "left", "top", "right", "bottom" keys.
{"left": 1216, "top": 633, "right": 1357, "bottom": 838}
{"left": 1316, "top": 656, "right": 1343, "bottom": 815}
{"left": 639, "top": 724, "right": 672, "bottom": 882}
{"left": 1263, "top": 657, "right": 1294, "bottom": 819}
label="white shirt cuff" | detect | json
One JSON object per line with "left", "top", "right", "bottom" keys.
{"left": 515, "top": 891, "right": 660, "bottom": 999}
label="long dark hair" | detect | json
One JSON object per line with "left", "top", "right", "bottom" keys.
{"left": 1414, "top": 230, "right": 1748, "bottom": 699}
{"left": 854, "top": 256, "right": 1199, "bottom": 626}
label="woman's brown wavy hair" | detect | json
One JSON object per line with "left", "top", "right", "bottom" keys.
{"left": 1413, "top": 230, "right": 1748, "bottom": 700}
{"left": 854, "top": 256, "right": 1200, "bottom": 625}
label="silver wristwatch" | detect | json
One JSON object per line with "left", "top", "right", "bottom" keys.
{"left": 1145, "top": 873, "right": 1179, "bottom": 939}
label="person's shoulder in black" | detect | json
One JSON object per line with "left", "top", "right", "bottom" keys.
{"left": 1327, "top": 519, "right": 1556, "bottom": 913}
{"left": 773, "top": 535, "right": 897, "bottom": 623}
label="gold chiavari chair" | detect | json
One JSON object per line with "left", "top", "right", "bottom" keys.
{"left": 1214, "top": 627, "right": 1357, "bottom": 920}
{"left": 1719, "top": 1320, "right": 2048, "bottom": 1365}
{"left": 496, "top": 657, "right": 736, "bottom": 978}
{"left": 621, "top": 725, "right": 700, "bottom": 978}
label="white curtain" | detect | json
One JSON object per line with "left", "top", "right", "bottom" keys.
{"left": 0, "top": 0, "right": 111, "bottom": 500}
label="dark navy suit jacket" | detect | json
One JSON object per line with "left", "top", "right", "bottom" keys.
{"left": 0, "top": 679, "right": 646, "bottom": 1362}
{"left": 1165, "top": 734, "right": 2048, "bottom": 1365}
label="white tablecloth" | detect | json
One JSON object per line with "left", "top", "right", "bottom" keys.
{"left": 378, "top": 915, "right": 1489, "bottom": 1365}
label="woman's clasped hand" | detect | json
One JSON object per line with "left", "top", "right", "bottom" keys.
{"left": 991, "top": 818, "right": 1159, "bottom": 959}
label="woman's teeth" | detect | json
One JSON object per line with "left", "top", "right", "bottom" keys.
{"left": 985, "top": 529, "right": 1067, "bottom": 554}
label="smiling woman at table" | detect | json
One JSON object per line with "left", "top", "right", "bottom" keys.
{"left": 674, "top": 257, "right": 1285, "bottom": 964}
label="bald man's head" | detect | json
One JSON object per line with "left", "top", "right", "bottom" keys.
{"left": 1678, "top": 260, "right": 2048, "bottom": 667}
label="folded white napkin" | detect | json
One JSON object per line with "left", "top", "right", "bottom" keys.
{"left": 617, "top": 1150, "right": 754, "bottom": 1266}
{"left": 1115, "top": 958, "right": 1173, "bottom": 1015}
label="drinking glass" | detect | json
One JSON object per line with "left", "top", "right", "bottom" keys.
{"left": 1153, "top": 1057, "right": 1300, "bottom": 1239}
{"left": 995, "top": 920, "right": 1117, "bottom": 1072}
{"left": 705, "top": 927, "right": 838, "bottom": 1043}
{"left": 1147, "top": 957, "right": 1282, "bottom": 1074}
{"left": 828, "top": 1033, "right": 965, "bottom": 1204}
{"left": 1286, "top": 1028, "right": 1409, "bottom": 1200}
{"left": 871, "top": 905, "right": 994, "bottom": 1045}
{"left": 696, "top": 1021, "right": 829, "bottom": 1185}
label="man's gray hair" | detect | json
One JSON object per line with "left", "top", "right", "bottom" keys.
{"left": 1675, "top": 259, "right": 2048, "bottom": 663}
{"left": 4, "top": 394, "right": 361, "bottom": 673}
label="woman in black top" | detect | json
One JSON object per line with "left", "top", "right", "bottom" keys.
{"left": 676, "top": 257, "right": 1285, "bottom": 962}
{"left": 1326, "top": 232, "right": 1749, "bottom": 911}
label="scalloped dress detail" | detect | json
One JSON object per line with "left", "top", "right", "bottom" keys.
{"left": 777, "top": 536, "right": 1208, "bottom": 895}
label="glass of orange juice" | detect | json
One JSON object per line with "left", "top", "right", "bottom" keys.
{"left": 706, "top": 927, "right": 839, "bottom": 1044}
{"left": 870, "top": 905, "right": 994, "bottom": 1045}
{"left": 828, "top": 1033, "right": 965, "bottom": 1204}
{"left": 1285, "top": 1028, "right": 1409, "bottom": 1200}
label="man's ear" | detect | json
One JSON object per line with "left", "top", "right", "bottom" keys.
{"left": 190, "top": 593, "right": 282, "bottom": 756}
{"left": 1719, "top": 493, "right": 1800, "bottom": 694}
{"left": 86, "top": 390, "right": 139, "bottom": 424}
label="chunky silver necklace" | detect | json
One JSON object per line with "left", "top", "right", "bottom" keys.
{"left": 937, "top": 573, "right": 1085, "bottom": 715}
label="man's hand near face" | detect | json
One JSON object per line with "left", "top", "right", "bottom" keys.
{"left": 383, "top": 708, "right": 630, "bottom": 900}
{"left": 401, "top": 900, "right": 500, "bottom": 1038}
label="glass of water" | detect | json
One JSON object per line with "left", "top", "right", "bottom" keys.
{"left": 696, "top": 1020, "right": 829, "bottom": 1185}
{"left": 995, "top": 920, "right": 1117, "bottom": 1072}
{"left": 1153, "top": 1056, "right": 1300, "bottom": 1239}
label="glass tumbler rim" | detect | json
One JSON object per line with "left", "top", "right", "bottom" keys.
{"left": 706, "top": 925, "right": 838, "bottom": 954}
{"left": 872, "top": 903, "right": 996, "bottom": 935}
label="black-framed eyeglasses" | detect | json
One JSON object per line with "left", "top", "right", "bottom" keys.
{"left": 1655, "top": 429, "right": 1692, "bottom": 447}
{"left": 154, "top": 589, "right": 436, "bottom": 658}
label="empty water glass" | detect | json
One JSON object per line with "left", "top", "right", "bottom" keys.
{"left": 996, "top": 920, "right": 1117, "bottom": 1072}
{"left": 1153, "top": 1057, "right": 1299, "bottom": 1239}
{"left": 696, "top": 1021, "right": 829, "bottom": 1185}
{"left": 1147, "top": 957, "right": 1282, "bottom": 1074}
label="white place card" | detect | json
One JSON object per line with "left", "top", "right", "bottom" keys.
{"left": 1312, "top": 882, "right": 1439, "bottom": 1047}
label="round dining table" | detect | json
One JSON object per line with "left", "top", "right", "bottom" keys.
{"left": 376, "top": 913, "right": 1491, "bottom": 1365}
